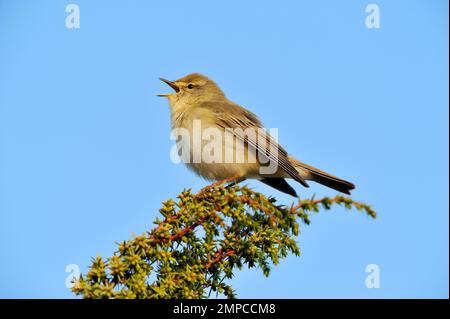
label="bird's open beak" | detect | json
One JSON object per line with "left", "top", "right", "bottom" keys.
{"left": 157, "top": 77, "right": 180, "bottom": 97}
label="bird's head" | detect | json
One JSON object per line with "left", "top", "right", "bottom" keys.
{"left": 157, "top": 73, "right": 225, "bottom": 106}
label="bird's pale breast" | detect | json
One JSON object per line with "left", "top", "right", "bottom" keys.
{"left": 171, "top": 102, "right": 261, "bottom": 181}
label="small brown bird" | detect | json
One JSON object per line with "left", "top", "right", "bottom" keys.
{"left": 158, "top": 73, "right": 355, "bottom": 197}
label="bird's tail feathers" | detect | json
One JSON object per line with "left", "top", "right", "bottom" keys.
{"left": 289, "top": 157, "right": 355, "bottom": 195}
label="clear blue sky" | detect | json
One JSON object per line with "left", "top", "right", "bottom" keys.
{"left": 0, "top": 0, "right": 448, "bottom": 298}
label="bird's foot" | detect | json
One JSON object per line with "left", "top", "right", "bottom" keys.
{"left": 202, "top": 176, "right": 245, "bottom": 192}
{"left": 225, "top": 176, "right": 246, "bottom": 188}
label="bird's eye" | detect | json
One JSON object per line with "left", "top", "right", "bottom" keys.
{"left": 187, "top": 84, "right": 194, "bottom": 89}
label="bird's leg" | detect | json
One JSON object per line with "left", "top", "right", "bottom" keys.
{"left": 203, "top": 175, "right": 245, "bottom": 191}
{"left": 226, "top": 176, "right": 246, "bottom": 188}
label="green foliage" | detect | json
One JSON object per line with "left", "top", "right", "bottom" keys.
{"left": 72, "top": 183, "right": 375, "bottom": 299}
